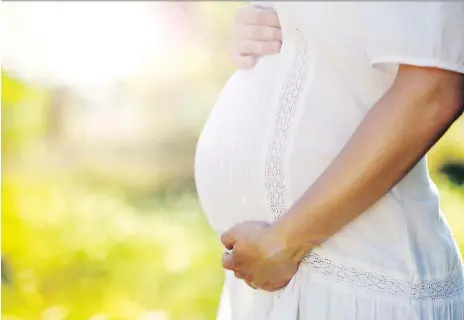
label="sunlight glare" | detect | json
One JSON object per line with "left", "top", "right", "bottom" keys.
{"left": 1, "top": 2, "right": 169, "bottom": 88}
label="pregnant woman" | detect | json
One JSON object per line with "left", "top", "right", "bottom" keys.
{"left": 195, "top": 2, "right": 464, "bottom": 319}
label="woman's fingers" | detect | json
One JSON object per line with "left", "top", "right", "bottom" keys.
{"left": 220, "top": 229, "right": 236, "bottom": 250}
{"left": 236, "top": 6, "right": 281, "bottom": 28}
{"left": 230, "top": 5, "right": 282, "bottom": 68}
{"left": 230, "top": 38, "right": 281, "bottom": 68}
{"left": 222, "top": 251, "right": 237, "bottom": 271}
{"left": 235, "top": 39, "right": 282, "bottom": 57}
{"left": 244, "top": 279, "right": 277, "bottom": 292}
{"left": 235, "top": 271, "right": 251, "bottom": 281}
{"left": 245, "top": 279, "right": 259, "bottom": 290}
{"left": 246, "top": 281, "right": 284, "bottom": 292}
{"left": 230, "top": 54, "right": 257, "bottom": 69}
{"left": 238, "top": 25, "right": 282, "bottom": 42}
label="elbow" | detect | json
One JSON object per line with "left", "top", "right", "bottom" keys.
{"left": 435, "top": 79, "right": 464, "bottom": 122}
{"left": 396, "top": 65, "right": 464, "bottom": 123}
{"left": 426, "top": 85, "right": 463, "bottom": 128}
{"left": 451, "top": 90, "right": 464, "bottom": 117}
{"left": 437, "top": 69, "right": 464, "bottom": 117}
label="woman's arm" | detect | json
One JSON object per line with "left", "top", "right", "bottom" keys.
{"left": 272, "top": 65, "right": 464, "bottom": 261}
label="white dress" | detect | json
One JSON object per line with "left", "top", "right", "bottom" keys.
{"left": 194, "top": 2, "right": 464, "bottom": 319}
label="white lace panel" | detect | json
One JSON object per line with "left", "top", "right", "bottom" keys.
{"left": 264, "top": 28, "right": 464, "bottom": 300}
{"left": 304, "top": 252, "right": 464, "bottom": 300}
{"left": 265, "top": 28, "right": 309, "bottom": 220}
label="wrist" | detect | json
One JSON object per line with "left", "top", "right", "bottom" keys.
{"left": 268, "top": 217, "right": 313, "bottom": 263}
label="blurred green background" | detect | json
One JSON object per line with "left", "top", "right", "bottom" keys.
{"left": 1, "top": 2, "right": 464, "bottom": 320}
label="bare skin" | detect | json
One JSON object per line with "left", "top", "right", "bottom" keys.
{"left": 221, "top": 65, "right": 464, "bottom": 291}
{"left": 229, "top": 4, "right": 282, "bottom": 69}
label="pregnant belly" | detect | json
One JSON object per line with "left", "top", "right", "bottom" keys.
{"left": 195, "top": 56, "right": 283, "bottom": 235}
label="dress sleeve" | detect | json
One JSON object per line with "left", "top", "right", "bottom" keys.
{"left": 362, "top": 2, "right": 464, "bottom": 74}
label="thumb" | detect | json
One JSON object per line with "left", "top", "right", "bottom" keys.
{"left": 222, "top": 251, "right": 237, "bottom": 271}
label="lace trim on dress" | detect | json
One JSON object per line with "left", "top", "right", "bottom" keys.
{"left": 304, "top": 252, "right": 464, "bottom": 300}
{"left": 265, "top": 28, "right": 309, "bottom": 220}
{"left": 265, "top": 28, "right": 464, "bottom": 300}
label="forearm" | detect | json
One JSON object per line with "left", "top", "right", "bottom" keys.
{"left": 272, "top": 66, "right": 464, "bottom": 259}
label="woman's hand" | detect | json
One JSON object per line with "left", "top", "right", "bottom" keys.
{"left": 220, "top": 221, "right": 305, "bottom": 291}
{"left": 230, "top": 5, "right": 282, "bottom": 69}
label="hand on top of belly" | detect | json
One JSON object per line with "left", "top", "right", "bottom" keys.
{"left": 221, "top": 221, "right": 299, "bottom": 292}
{"left": 229, "top": 5, "right": 282, "bottom": 68}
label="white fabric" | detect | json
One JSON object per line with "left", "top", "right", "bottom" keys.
{"left": 362, "top": 2, "right": 464, "bottom": 74}
{"left": 195, "top": 2, "right": 464, "bottom": 319}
